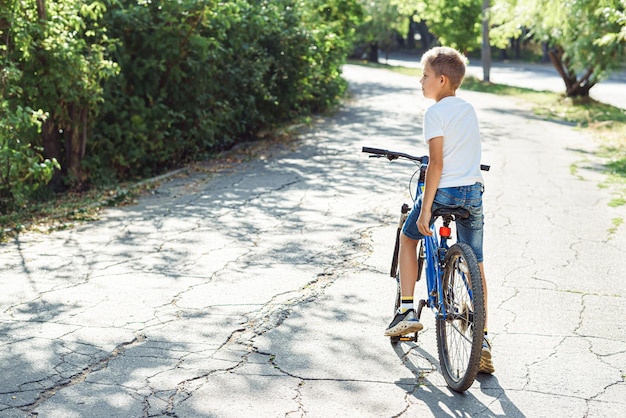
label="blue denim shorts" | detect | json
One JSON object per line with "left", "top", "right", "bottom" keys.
{"left": 402, "top": 182, "right": 484, "bottom": 262}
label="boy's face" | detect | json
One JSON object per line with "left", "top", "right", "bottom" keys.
{"left": 420, "top": 62, "right": 447, "bottom": 101}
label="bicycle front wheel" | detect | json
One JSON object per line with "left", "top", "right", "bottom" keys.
{"left": 436, "top": 242, "right": 485, "bottom": 392}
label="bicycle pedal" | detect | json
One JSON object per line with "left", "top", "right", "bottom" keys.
{"left": 391, "top": 333, "right": 418, "bottom": 343}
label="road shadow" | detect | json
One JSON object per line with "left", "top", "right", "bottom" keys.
{"left": 392, "top": 342, "right": 525, "bottom": 417}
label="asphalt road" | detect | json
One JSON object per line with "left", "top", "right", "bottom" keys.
{"left": 384, "top": 53, "right": 626, "bottom": 110}
{"left": 1, "top": 64, "right": 625, "bottom": 417}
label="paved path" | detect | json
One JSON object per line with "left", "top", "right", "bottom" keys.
{"left": 1, "top": 64, "right": 625, "bottom": 417}
{"left": 384, "top": 53, "right": 626, "bottom": 110}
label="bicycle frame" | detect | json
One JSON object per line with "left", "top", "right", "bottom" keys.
{"left": 413, "top": 167, "right": 454, "bottom": 320}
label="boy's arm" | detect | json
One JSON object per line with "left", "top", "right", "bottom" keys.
{"left": 417, "top": 136, "right": 444, "bottom": 236}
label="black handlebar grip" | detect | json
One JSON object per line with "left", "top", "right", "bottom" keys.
{"left": 362, "top": 147, "right": 388, "bottom": 155}
{"left": 481, "top": 164, "right": 490, "bottom": 171}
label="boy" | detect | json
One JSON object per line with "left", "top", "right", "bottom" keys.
{"left": 384, "top": 46, "right": 493, "bottom": 374}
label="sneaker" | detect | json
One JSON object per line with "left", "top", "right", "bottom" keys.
{"left": 478, "top": 337, "right": 495, "bottom": 374}
{"left": 384, "top": 309, "right": 424, "bottom": 337}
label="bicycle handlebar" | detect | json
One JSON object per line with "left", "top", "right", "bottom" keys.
{"left": 362, "top": 147, "right": 426, "bottom": 163}
{"left": 362, "top": 146, "right": 490, "bottom": 171}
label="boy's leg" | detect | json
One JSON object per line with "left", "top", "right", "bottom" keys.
{"left": 478, "top": 261, "right": 494, "bottom": 373}
{"left": 399, "top": 233, "right": 419, "bottom": 297}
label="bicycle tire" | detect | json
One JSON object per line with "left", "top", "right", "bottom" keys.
{"left": 391, "top": 227, "right": 402, "bottom": 315}
{"left": 390, "top": 227, "right": 401, "bottom": 278}
{"left": 416, "top": 240, "right": 424, "bottom": 283}
{"left": 436, "top": 242, "right": 484, "bottom": 392}
{"left": 393, "top": 273, "right": 401, "bottom": 314}
{"left": 390, "top": 204, "right": 410, "bottom": 278}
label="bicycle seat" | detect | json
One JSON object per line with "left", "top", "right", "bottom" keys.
{"left": 433, "top": 207, "right": 470, "bottom": 219}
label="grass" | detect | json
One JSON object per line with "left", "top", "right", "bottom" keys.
{"left": 2, "top": 61, "right": 625, "bottom": 241}
{"left": 608, "top": 216, "right": 624, "bottom": 237}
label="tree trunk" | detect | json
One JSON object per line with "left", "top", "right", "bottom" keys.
{"left": 547, "top": 47, "right": 594, "bottom": 97}
{"left": 0, "top": 9, "right": 9, "bottom": 47}
{"left": 368, "top": 42, "right": 379, "bottom": 63}
{"left": 541, "top": 42, "right": 550, "bottom": 62}
{"left": 36, "top": 0, "right": 46, "bottom": 21}
{"left": 481, "top": 0, "right": 491, "bottom": 82}
{"left": 513, "top": 37, "right": 521, "bottom": 59}
{"left": 64, "top": 105, "right": 88, "bottom": 187}
{"left": 42, "top": 118, "right": 65, "bottom": 191}
{"left": 416, "top": 21, "right": 431, "bottom": 51}
{"left": 407, "top": 16, "right": 416, "bottom": 49}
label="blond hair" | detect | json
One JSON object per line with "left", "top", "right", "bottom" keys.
{"left": 421, "top": 47, "right": 467, "bottom": 90}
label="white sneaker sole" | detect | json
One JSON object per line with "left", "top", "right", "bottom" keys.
{"left": 478, "top": 349, "right": 495, "bottom": 374}
{"left": 384, "top": 321, "right": 424, "bottom": 337}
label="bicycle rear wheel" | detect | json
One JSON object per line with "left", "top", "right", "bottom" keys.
{"left": 436, "top": 242, "right": 484, "bottom": 392}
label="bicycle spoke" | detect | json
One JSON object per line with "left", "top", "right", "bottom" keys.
{"left": 437, "top": 243, "right": 484, "bottom": 392}
{"left": 446, "top": 319, "right": 474, "bottom": 344}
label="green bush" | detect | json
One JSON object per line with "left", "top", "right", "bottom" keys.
{"left": 0, "top": 102, "right": 59, "bottom": 212}
{"left": 1, "top": 0, "right": 363, "bottom": 195}
{"left": 89, "top": 0, "right": 361, "bottom": 183}
{"left": 1, "top": 57, "right": 58, "bottom": 212}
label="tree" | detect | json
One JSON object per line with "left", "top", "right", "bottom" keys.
{"left": 393, "top": 0, "right": 483, "bottom": 53}
{"left": 355, "top": 0, "right": 404, "bottom": 62}
{"left": 491, "top": 0, "right": 626, "bottom": 97}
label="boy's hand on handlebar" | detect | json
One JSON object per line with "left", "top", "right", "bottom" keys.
{"left": 417, "top": 209, "right": 433, "bottom": 236}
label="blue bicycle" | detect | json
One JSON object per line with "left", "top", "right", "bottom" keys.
{"left": 363, "top": 146, "right": 489, "bottom": 392}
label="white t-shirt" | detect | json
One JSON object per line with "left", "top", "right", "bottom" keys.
{"left": 423, "top": 96, "right": 483, "bottom": 188}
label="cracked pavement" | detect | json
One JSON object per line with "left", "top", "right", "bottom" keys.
{"left": 1, "top": 64, "right": 625, "bottom": 417}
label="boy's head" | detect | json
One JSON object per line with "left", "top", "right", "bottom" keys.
{"left": 420, "top": 47, "right": 467, "bottom": 91}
